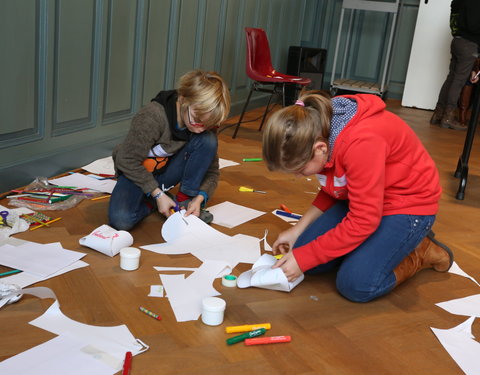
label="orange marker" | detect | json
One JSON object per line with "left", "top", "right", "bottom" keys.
{"left": 280, "top": 204, "right": 292, "bottom": 213}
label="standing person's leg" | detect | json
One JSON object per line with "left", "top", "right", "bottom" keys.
{"left": 109, "top": 174, "right": 154, "bottom": 230}
{"left": 334, "top": 214, "right": 449, "bottom": 302}
{"left": 441, "top": 37, "right": 478, "bottom": 129}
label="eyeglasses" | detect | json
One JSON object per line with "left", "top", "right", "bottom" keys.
{"left": 187, "top": 106, "right": 205, "bottom": 128}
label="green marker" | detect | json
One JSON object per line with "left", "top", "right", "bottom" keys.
{"left": 242, "top": 158, "right": 262, "bottom": 162}
{"left": 226, "top": 328, "right": 266, "bottom": 345}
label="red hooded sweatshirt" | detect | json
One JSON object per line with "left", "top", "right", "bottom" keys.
{"left": 293, "top": 94, "right": 441, "bottom": 271}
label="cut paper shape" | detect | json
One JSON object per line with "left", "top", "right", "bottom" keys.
{"left": 79, "top": 224, "right": 133, "bottom": 257}
{"left": 436, "top": 294, "right": 480, "bottom": 317}
{"left": 160, "top": 260, "right": 229, "bottom": 322}
{"left": 219, "top": 158, "right": 240, "bottom": 169}
{"left": 449, "top": 261, "right": 480, "bottom": 287}
{"left": 431, "top": 317, "right": 480, "bottom": 375}
{"left": 260, "top": 229, "right": 272, "bottom": 251}
{"left": 82, "top": 156, "right": 115, "bottom": 176}
{"left": 237, "top": 254, "right": 304, "bottom": 292}
{"left": 49, "top": 173, "right": 116, "bottom": 194}
{"left": 0, "top": 242, "right": 85, "bottom": 278}
{"left": 208, "top": 201, "right": 265, "bottom": 228}
{"left": 0, "top": 286, "right": 147, "bottom": 374}
{"left": 148, "top": 285, "right": 164, "bottom": 297}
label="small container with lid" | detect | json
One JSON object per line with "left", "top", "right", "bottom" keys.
{"left": 120, "top": 247, "right": 141, "bottom": 271}
{"left": 201, "top": 297, "right": 226, "bottom": 326}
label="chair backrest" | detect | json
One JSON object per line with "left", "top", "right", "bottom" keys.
{"left": 245, "top": 27, "right": 275, "bottom": 81}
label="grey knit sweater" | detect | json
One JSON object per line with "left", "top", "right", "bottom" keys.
{"left": 112, "top": 101, "right": 219, "bottom": 197}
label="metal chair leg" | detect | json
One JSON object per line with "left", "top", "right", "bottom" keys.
{"left": 232, "top": 87, "right": 254, "bottom": 139}
{"left": 258, "top": 91, "right": 275, "bottom": 132}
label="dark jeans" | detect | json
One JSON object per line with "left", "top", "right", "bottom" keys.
{"left": 294, "top": 201, "right": 435, "bottom": 302}
{"left": 108, "top": 131, "right": 217, "bottom": 230}
{"left": 437, "top": 36, "right": 478, "bottom": 108}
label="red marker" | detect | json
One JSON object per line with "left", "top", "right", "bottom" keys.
{"left": 122, "top": 351, "right": 132, "bottom": 375}
{"left": 244, "top": 335, "right": 291, "bottom": 345}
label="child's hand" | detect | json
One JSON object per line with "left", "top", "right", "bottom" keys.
{"left": 470, "top": 70, "right": 480, "bottom": 84}
{"left": 156, "top": 194, "right": 176, "bottom": 217}
{"left": 183, "top": 195, "right": 204, "bottom": 217}
{"left": 272, "top": 252, "right": 302, "bottom": 282}
{"left": 272, "top": 227, "right": 300, "bottom": 255}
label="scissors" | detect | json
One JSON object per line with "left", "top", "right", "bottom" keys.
{"left": 0, "top": 211, "right": 11, "bottom": 228}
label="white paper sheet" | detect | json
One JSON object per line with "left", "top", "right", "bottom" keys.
{"left": 81, "top": 156, "right": 115, "bottom": 176}
{"left": 0, "top": 242, "right": 85, "bottom": 278}
{"left": 219, "top": 158, "right": 240, "bottom": 169}
{"left": 449, "top": 261, "right": 480, "bottom": 287}
{"left": 208, "top": 201, "right": 265, "bottom": 228}
{"left": 237, "top": 254, "right": 304, "bottom": 292}
{"left": 431, "top": 317, "right": 480, "bottom": 375}
{"left": 49, "top": 173, "right": 116, "bottom": 194}
{"left": 436, "top": 294, "right": 480, "bottom": 317}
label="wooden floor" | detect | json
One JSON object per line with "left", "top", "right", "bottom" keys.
{"left": 1, "top": 101, "right": 480, "bottom": 374}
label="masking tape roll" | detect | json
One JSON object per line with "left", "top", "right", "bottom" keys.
{"left": 222, "top": 274, "right": 237, "bottom": 287}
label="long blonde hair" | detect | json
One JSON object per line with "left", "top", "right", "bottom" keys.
{"left": 262, "top": 90, "right": 332, "bottom": 173}
{"left": 177, "top": 70, "right": 231, "bottom": 129}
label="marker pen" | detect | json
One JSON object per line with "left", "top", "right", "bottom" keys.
{"left": 275, "top": 210, "right": 302, "bottom": 220}
{"left": 226, "top": 328, "right": 266, "bottom": 345}
{"left": 225, "top": 323, "right": 271, "bottom": 334}
{"left": 244, "top": 336, "right": 292, "bottom": 346}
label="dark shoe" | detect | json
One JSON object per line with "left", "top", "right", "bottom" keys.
{"left": 176, "top": 198, "right": 214, "bottom": 224}
{"left": 393, "top": 232, "right": 453, "bottom": 286}
{"left": 430, "top": 105, "right": 444, "bottom": 125}
{"left": 440, "top": 107, "right": 464, "bottom": 129}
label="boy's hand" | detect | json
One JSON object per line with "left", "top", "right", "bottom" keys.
{"left": 183, "top": 195, "right": 204, "bottom": 217}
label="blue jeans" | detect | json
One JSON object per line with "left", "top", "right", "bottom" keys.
{"left": 108, "top": 131, "right": 217, "bottom": 230}
{"left": 295, "top": 201, "right": 435, "bottom": 302}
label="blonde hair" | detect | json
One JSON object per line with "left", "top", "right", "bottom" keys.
{"left": 177, "top": 70, "right": 231, "bottom": 129}
{"left": 262, "top": 90, "right": 332, "bottom": 173}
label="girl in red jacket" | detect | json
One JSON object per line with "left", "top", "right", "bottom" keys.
{"left": 262, "top": 91, "right": 453, "bottom": 302}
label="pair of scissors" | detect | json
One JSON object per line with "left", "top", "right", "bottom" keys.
{"left": 0, "top": 211, "right": 11, "bottom": 228}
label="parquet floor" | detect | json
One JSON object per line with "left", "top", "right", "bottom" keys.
{"left": 1, "top": 100, "right": 479, "bottom": 374}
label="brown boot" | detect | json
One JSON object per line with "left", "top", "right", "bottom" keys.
{"left": 393, "top": 232, "right": 454, "bottom": 287}
{"left": 440, "top": 107, "right": 467, "bottom": 130}
{"left": 458, "top": 84, "right": 473, "bottom": 126}
{"left": 430, "top": 104, "right": 444, "bottom": 125}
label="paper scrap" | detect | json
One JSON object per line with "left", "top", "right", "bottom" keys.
{"left": 208, "top": 201, "right": 265, "bottom": 228}
{"left": 81, "top": 156, "right": 115, "bottom": 176}
{"left": 148, "top": 285, "right": 164, "bottom": 297}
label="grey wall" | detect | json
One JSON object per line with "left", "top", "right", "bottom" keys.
{"left": 0, "top": 0, "right": 420, "bottom": 193}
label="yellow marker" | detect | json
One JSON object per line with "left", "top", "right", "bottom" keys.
{"left": 30, "top": 217, "right": 62, "bottom": 231}
{"left": 239, "top": 186, "right": 266, "bottom": 194}
{"left": 91, "top": 195, "right": 111, "bottom": 201}
{"left": 274, "top": 254, "right": 284, "bottom": 260}
{"left": 225, "top": 323, "right": 271, "bottom": 334}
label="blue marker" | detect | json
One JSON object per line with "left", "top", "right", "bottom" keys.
{"left": 275, "top": 210, "right": 302, "bottom": 220}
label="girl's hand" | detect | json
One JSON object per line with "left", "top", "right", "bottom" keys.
{"left": 470, "top": 70, "right": 480, "bottom": 84}
{"left": 272, "top": 251, "right": 303, "bottom": 282}
{"left": 156, "top": 193, "right": 176, "bottom": 217}
{"left": 272, "top": 227, "right": 301, "bottom": 255}
{"left": 183, "top": 195, "right": 204, "bottom": 217}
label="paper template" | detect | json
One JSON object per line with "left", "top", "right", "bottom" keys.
{"left": 160, "top": 260, "right": 229, "bottom": 322}
{"left": 436, "top": 294, "right": 480, "bottom": 317}
{"left": 49, "top": 173, "right": 116, "bottom": 194}
{"left": 0, "top": 242, "right": 85, "bottom": 278}
{"left": 79, "top": 224, "right": 133, "bottom": 257}
{"left": 219, "top": 158, "right": 240, "bottom": 169}
{"left": 82, "top": 156, "right": 115, "bottom": 176}
{"left": 237, "top": 254, "right": 304, "bottom": 292}
{"left": 208, "top": 201, "right": 266, "bottom": 228}
{"left": 449, "top": 261, "right": 480, "bottom": 287}
{"left": 431, "top": 317, "right": 480, "bottom": 375}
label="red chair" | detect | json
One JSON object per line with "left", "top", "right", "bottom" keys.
{"left": 231, "top": 27, "right": 311, "bottom": 138}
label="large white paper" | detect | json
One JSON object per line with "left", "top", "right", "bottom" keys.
{"left": 237, "top": 254, "right": 304, "bottom": 292}
{"left": 431, "top": 317, "right": 480, "bottom": 375}
{"left": 49, "top": 173, "right": 116, "bottom": 194}
{"left": 81, "top": 156, "right": 115, "bottom": 176}
{"left": 0, "top": 242, "right": 85, "bottom": 278}
{"left": 208, "top": 201, "right": 265, "bottom": 228}
{"left": 436, "top": 294, "right": 480, "bottom": 317}
{"left": 79, "top": 224, "right": 133, "bottom": 257}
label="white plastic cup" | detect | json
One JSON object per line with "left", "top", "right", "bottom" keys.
{"left": 201, "top": 297, "right": 226, "bottom": 326}
{"left": 120, "top": 247, "right": 141, "bottom": 271}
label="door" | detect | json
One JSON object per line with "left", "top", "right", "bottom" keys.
{"left": 401, "top": 0, "right": 452, "bottom": 110}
